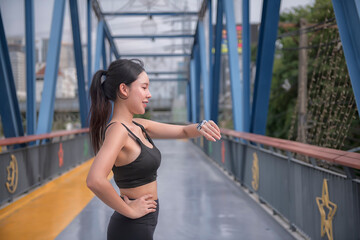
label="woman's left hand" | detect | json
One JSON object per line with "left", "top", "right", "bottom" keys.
{"left": 198, "top": 120, "right": 221, "bottom": 142}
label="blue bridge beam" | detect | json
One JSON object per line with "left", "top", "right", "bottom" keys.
{"left": 223, "top": 0, "right": 246, "bottom": 132}
{"left": 36, "top": 0, "right": 66, "bottom": 135}
{"left": 69, "top": 0, "right": 89, "bottom": 128}
{"left": 250, "top": 0, "right": 281, "bottom": 135}
{"left": 0, "top": 11, "right": 24, "bottom": 138}
{"left": 210, "top": 0, "right": 223, "bottom": 124}
{"left": 25, "top": 0, "right": 36, "bottom": 135}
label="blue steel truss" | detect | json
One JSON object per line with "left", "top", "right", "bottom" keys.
{"left": 0, "top": 11, "right": 24, "bottom": 138}
{"left": 250, "top": 0, "right": 281, "bottom": 135}
{"left": 69, "top": 0, "right": 89, "bottom": 127}
{"left": 197, "top": 21, "right": 210, "bottom": 121}
{"left": 36, "top": 0, "right": 66, "bottom": 135}
{"left": 210, "top": 0, "right": 223, "bottom": 123}
{"left": 25, "top": 0, "right": 36, "bottom": 135}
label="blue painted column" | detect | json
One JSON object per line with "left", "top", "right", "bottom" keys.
{"left": 69, "top": 0, "right": 89, "bottom": 127}
{"left": 198, "top": 21, "right": 210, "bottom": 120}
{"left": 110, "top": 51, "right": 114, "bottom": 62}
{"left": 211, "top": 0, "right": 223, "bottom": 123}
{"left": 190, "top": 59, "right": 197, "bottom": 123}
{"left": 208, "top": 0, "right": 213, "bottom": 119}
{"left": 102, "top": 36, "right": 107, "bottom": 69}
{"left": 25, "top": 0, "right": 36, "bottom": 135}
{"left": 332, "top": 0, "right": 360, "bottom": 118}
{"left": 87, "top": 0, "right": 92, "bottom": 89}
{"left": 194, "top": 45, "right": 201, "bottom": 123}
{"left": 250, "top": 0, "right": 281, "bottom": 135}
{"left": 187, "top": 81, "right": 192, "bottom": 122}
{"left": 36, "top": 0, "right": 66, "bottom": 135}
{"left": 0, "top": 11, "right": 24, "bottom": 138}
{"left": 93, "top": 20, "right": 104, "bottom": 75}
{"left": 242, "top": 0, "right": 250, "bottom": 132}
{"left": 222, "top": 0, "right": 244, "bottom": 132}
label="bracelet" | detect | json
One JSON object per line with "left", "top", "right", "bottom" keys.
{"left": 197, "top": 120, "right": 207, "bottom": 131}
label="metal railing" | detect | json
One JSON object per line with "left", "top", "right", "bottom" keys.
{"left": 0, "top": 129, "right": 93, "bottom": 206}
{"left": 193, "top": 128, "right": 360, "bottom": 240}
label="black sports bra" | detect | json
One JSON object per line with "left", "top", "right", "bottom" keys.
{"left": 104, "top": 121, "right": 161, "bottom": 189}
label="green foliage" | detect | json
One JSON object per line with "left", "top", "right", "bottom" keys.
{"left": 265, "top": 0, "right": 359, "bottom": 151}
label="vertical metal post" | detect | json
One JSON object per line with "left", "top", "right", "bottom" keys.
{"left": 110, "top": 50, "right": 113, "bottom": 62}
{"left": 332, "top": 0, "right": 360, "bottom": 118}
{"left": 190, "top": 59, "right": 197, "bottom": 123}
{"left": 36, "top": 0, "right": 66, "bottom": 135}
{"left": 211, "top": 0, "right": 223, "bottom": 123}
{"left": 87, "top": 0, "right": 92, "bottom": 89}
{"left": 194, "top": 45, "right": 201, "bottom": 122}
{"left": 25, "top": 0, "right": 36, "bottom": 135}
{"left": 69, "top": 0, "right": 89, "bottom": 127}
{"left": 0, "top": 11, "right": 24, "bottom": 138}
{"left": 94, "top": 20, "right": 104, "bottom": 73}
{"left": 250, "top": 0, "right": 281, "bottom": 135}
{"left": 187, "top": 81, "right": 192, "bottom": 122}
{"left": 242, "top": 0, "right": 250, "bottom": 132}
{"left": 208, "top": 0, "right": 213, "bottom": 118}
{"left": 222, "top": 0, "right": 244, "bottom": 132}
{"left": 198, "top": 21, "right": 210, "bottom": 120}
{"left": 102, "top": 36, "right": 107, "bottom": 69}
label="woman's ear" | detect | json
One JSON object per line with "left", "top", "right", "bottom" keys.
{"left": 118, "top": 83, "right": 129, "bottom": 98}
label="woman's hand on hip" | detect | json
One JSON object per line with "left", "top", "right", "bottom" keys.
{"left": 123, "top": 194, "right": 157, "bottom": 219}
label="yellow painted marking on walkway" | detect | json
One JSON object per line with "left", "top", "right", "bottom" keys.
{"left": 0, "top": 158, "right": 113, "bottom": 240}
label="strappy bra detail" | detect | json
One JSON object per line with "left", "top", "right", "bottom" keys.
{"left": 104, "top": 121, "right": 161, "bottom": 189}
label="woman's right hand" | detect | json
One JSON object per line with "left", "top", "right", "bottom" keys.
{"left": 123, "top": 194, "right": 157, "bottom": 219}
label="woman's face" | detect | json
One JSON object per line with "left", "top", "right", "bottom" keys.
{"left": 127, "top": 71, "right": 152, "bottom": 115}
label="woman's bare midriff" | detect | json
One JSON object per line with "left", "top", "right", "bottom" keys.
{"left": 120, "top": 180, "right": 158, "bottom": 200}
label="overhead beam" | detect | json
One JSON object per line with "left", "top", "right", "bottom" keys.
{"left": 113, "top": 34, "right": 194, "bottom": 39}
{"left": 103, "top": 11, "right": 198, "bottom": 17}
{"left": 92, "top": 0, "right": 119, "bottom": 59}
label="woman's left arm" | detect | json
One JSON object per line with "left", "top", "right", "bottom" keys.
{"left": 134, "top": 118, "right": 221, "bottom": 142}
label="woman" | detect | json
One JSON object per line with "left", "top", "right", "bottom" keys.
{"left": 86, "top": 59, "right": 221, "bottom": 240}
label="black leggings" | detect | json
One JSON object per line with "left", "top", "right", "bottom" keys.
{"left": 107, "top": 199, "right": 159, "bottom": 240}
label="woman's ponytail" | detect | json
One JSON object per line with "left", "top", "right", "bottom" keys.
{"left": 88, "top": 59, "right": 145, "bottom": 154}
{"left": 88, "top": 70, "right": 111, "bottom": 154}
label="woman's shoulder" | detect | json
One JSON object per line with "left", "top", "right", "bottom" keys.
{"left": 103, "top": 122, "right": 129, "bottom": 143}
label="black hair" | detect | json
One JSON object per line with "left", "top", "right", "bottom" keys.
{"left": 88, "top": 59, "right": 144, "bottom": 154}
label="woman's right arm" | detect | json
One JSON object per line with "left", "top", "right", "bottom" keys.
{"left": 86, "top": 123, "right": 156, "bottom": 219}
